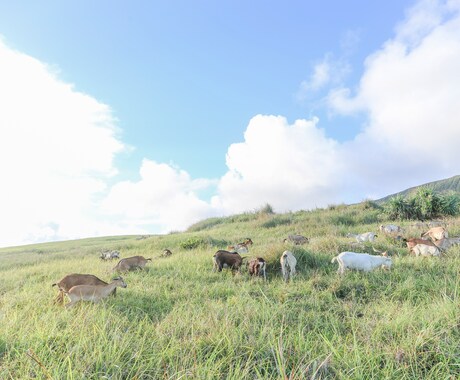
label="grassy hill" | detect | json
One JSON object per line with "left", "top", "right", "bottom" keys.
{"left": 377, "top": 175, "right": 460, "bottom": 203}
{"left": 1, "top": 203, "right": 459, "bottom": 379}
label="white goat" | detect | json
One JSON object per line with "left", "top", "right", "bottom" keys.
{"left": 411, "top": 243, "right": 441, "bottom": 257}
{"left": 280, "top": 250, "right": 297, "bottom": 282}
{"left": 379, "top": 224, "right": 403, "bottom": 235}
{"left": 65, "top": 277, "right": 127, "bottom": 308}
{"left": 331, "top": 252, "right": 392, "bottom": 275}
{"left": 346, "top": 232, "right": 377, "bottom": 243}
{"left": 100, "top": 250, "right": 120, "bottom": 260}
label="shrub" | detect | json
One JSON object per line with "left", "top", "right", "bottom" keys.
{"left": 384, "top": 188, "right": 460, "bottom": 220}
{"left": 385, "top": 195, "right": 413, "bottom": 219}
{"left": 179, "top": 237, "right": 208, "bottom": 250}
{"left": 361, "top": 199, "right": 381, "bottom": 210}
{"left": 256, "top": 203, "right": 275, "bottom": 215}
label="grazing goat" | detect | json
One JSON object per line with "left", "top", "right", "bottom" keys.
{"left": 161, "top": 249, "right": 173, "bottom": 257}
{"left": 65, "top": 277, "right": 127, "bottom": 309}
{"left": 247, "top": 257, "right": 267, "bottom": 280}
{"left": 331, "top": 252, "right": 392, "bottom": 275}
{"left": 283, "top": 234, "right": 309, "bottom": 245}
{"left": 411, "top": 243, "right": 441, "bottom": 257}
{"left": 379, "top": 224, "right": 403, "bottom": 236}
{"left": 434, "top": 237, "right": 460, "bottom": 250}
{"left": 404, "top": 238, "right": 438, "bottom": 255}
{"left": 100, "top": 250, "right": 120, "bottom": 261}
{"left": 421, "top": 226, "right": 448, "bottom": 241}
{"left": 213, "top": 250, "right": 245, "bottom": 273}
{"left": 112, "top": 256, "right": 152, "bottom": 272}
{"left": 227, "top": 238, "right": 253, "bottom": 254}
{"left": 280, "top": 251, "right": 297, "bottom": 282}
{"left": 52, "top": 273, "right": 114, "bottom": 305}
{"left": 346, "top": 232, "right": 377, "bottom": 243}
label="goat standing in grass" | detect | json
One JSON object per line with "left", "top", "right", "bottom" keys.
{"left": 421, "top": 226, "right": 448, "bottom": 241}
{"left": 346, "top": 232, "right": 377, "bottom": 243}
{"left": 213, "top": 250, "right": 246, "bottom": 273}
{"left": 65, "top": 277, "right": 127, "bottom": 309}
{"left": 247, "top": 257, "right": 267, "bottom": 280}
{"left": 280, "top": 251, "right": 297, "bottom": 282}
{"left": 227, "top": 238, "right": 253, "bottom": 254}
{"left": 331, "top": 252, "right": 392, "bottom": 275}
{"left": 283, "top": 235, "right": 309, "bottom": 245}
{"left": 112, "top": 256, "right": 152, "bottom": 272}
{"left": 52, "top": 273, "right": 114, "bottom": 305}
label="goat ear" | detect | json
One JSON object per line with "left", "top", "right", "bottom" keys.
{"left": 381, "top": 251, "right": 388, "bottom": 257}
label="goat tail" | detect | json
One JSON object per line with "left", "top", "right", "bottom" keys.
{"left": 331, "top": 256, "right": 337, "bottom": 264}
{"left": 146, "top": 258, "right": 152, "bottom": 261}
{"left": 51, "top": 283, "right": 57, "bottom": 287}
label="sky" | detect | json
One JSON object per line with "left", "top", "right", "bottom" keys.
{"left": 1, "top": 0, "right": 460, "bottom": 248}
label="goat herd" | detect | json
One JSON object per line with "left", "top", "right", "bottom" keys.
{"left": 51, "top": 224, "right": 458, "bottom": 309}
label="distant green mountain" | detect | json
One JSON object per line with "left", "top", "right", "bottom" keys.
{"left": 377, "top": 175, "right": 460, "bottom": 203}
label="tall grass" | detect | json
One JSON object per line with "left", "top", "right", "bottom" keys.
{"left": 0, "top": 203, "right": 459, "bottom": 379}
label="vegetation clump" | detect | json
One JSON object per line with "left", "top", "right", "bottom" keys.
{"left": 385, "top": 187, "right": 459, "bottom": 220}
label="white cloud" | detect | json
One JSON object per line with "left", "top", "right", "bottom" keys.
{"left": 328, "top": 0, "right": 460, "bottom": 196}
{"left": 0, "top": 39, "right": 125, "bottom": 247}
{"left": 212, "top": 115, "right": 344, "bottom": 213}
{"left": 101, "top": 159, "right": 218, "bottom": 232}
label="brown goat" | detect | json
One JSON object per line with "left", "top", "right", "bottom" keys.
{"left": 52, "top": 273, "right": 114, "bottom": 305}
{"left": 213, "top": 250, "right": 246, "bottom": 273}
{"left": 112, "top": 255, "right": 152, "bottom": 272}
{"left": 247, "top": 257, "right": 267, "bottom": 280}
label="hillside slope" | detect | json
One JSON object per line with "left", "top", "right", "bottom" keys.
{"left": 0, "top": 203, "right": 459, "bottom": 379}
{"left": 377, "top": 175, "right": 460, "bottom": 203}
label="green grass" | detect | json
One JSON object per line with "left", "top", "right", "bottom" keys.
{"left": 1, "top": 203, "right": 459, "bottom": 379}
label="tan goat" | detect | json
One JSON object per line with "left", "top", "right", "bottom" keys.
{"left": 52, "top": 273, "right": 114, "bottom": 305}
{"left": 421, "top": 226, "right": 448, "bottom": 241}
{"left": 65, "top": 277, "right": 127, "bottom": 309}
{"left": 112, "top": 256, "right": 152, "bottom": 272}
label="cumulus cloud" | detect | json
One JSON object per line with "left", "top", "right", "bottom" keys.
{"left": 101, "top": 159, "right": 218, "bottom": 232}
{"left": 212, "top": 115, "right": 344, "bottom": 213}
{"left": 329, "top": 0, "right": 460, "bottom": 196}
{"left": 0, "top": 38, "right": 125, "bottom": 247}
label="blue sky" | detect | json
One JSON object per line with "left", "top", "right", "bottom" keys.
{"left": 0, "top": 0, "right": 413, "bottom": 179}
{"left": 0, "top": 0, "right": 459, "bottom": 247}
